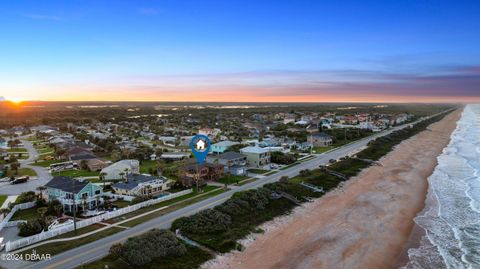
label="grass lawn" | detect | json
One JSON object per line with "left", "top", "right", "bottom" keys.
{"left": 112, "top": 200, "right": 131, "bottom": 208}
{"left": 247, "top": 168, "right": 269, "bottom": 174}
{"left": 139, "top": 160, "right": 157, "bottom": 174}
{"left": 53, "top": 169, "right": 99, "bottom": 177}
{"left": 122, "top": 187, "right": 226, "bottom": 227}
{"left": 7, "top": 168, "right": 37, "bottom": 177}
{"left": 279, "top": 162, "right": 300, "bottom": 170}
{"left": 236, "top": 178, "right": 257, "bottom": 186}
{"left": 19, "top": 226, "right": 124, "bottom": 257}
{"left": 7, "top": 148, "right": 28, "bottom": 153}
{"left": 298, "top": 156, "right": 316, "bottom": 162}
{"left": 31, "top": 159, "right": 65, "bottom": 167}
{"left": 106, "top": 186, "right": 220, "bottom": 225}
{"left": 312, "top": 145, "right": 335, "bottom": 153}
{"left": 37, "top": 147, "right": 54, "bottom": 154}
{"left": 11, "top": 207, "right": 39, "bottom": 222}
{"left": 25, "top": 136, "right": 40, "bottom": 142}
{"left": 218, "top": 174, "right": 248, "bottom": 185}
{"left": 0, "top": 195, "right": 7, "bottom": 208}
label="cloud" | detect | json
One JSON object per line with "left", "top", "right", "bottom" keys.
{"left": 19, "top": 64, "right": 480, "bottom": 102}
{"left": 138, "top": 8, "right": 161, "bottom": 16}
{"left": 23, "top": 14, "right": 62, "bottom": 21}
{"left": 109, "top": 64, "right": 480, "bottom": 102}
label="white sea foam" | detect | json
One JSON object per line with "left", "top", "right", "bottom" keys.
{"left": 403, "top": 105, "right": 480, "bottom": 269}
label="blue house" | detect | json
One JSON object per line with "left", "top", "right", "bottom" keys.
{"left": 0, "top": 138, "right": 6, "bottom": 148}
{"left": 210, "top": 141, "right": 239, "bottom": 154}
{"left": 45, "top": 176, "right": 103, "bottom": 212}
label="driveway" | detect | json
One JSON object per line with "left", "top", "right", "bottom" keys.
{"left": 0, "top": 139, "right": 52, "bottom": 195}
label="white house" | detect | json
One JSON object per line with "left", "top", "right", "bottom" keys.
{"left": 100, "top": 160, "right": 140, "bottom": 180}
{"left": 111, "top": 174, "right": 173, "bottom": 197}
{"left": 198, "top": 128, "right": 221, "bottom": 137}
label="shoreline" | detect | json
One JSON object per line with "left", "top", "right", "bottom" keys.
{"left": 203, "top": 109, "right": 462, "bottom": 269}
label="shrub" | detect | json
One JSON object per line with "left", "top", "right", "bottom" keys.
{"left": 16, "top": 191, "right": 36, "bottom": 204}
{"left": 172, "top": 209, "right": 231, "bottom": 234}
{"left": 18, "top": 219, "right": 44, "bottom": 236}
{"left": 112, "top": 229, "right": 186, "bottom": 266}
{"left": 215, "top": 189, "right": 271, "bottom": 216}
{"left": 271, "top": 152, "right": 297, "bottom": 165}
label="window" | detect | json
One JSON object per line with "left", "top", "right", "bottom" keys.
{"left": 95, "top": 190, "right": 100, "bottom": 195}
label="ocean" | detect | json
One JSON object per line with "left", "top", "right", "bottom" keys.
{"left": 403, "top": 104, "right": 480, "bottom": 269}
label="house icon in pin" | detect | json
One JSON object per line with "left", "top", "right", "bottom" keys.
{"left": 196, "top": 139, "right": 206, "bottom": 150}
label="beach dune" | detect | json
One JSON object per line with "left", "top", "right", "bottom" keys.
{"left": 203, "top": 109, "right": 462, "bottom": 269}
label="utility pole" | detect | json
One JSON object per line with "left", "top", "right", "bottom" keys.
{"left": 310, "top": 134, "right": 313, "bottom": 155}
{"left": 72, "top": 179, "right": 77, "bottom": 235}
{"left": 195, "top": 163, "right": 200, "bottom": 193}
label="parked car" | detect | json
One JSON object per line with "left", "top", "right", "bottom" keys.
{"left": 11, "top": 176, "right": 29, "bottom": 184}
{"left": 329, "top": 159, "right": 337, "bottom": 164}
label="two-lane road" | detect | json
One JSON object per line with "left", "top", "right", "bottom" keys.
{"left": 21, "top": 112, "right": 450, "bottom": 269}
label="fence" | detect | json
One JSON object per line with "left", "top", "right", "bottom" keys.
{"left": 5, "top": 189, "right": 193, "bottom": 252}
{"left": 0, "top": 202, "right": 36, "bottom": 231}
{"left": 103, "top": 192, "right": 135, "bottom": 202}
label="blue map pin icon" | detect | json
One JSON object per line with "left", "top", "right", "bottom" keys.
{"left": 190, "top": 134, "right": 211, "bottom": 165}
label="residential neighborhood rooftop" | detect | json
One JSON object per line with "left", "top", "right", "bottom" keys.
{"left": 45, "top": 176, "right": 88, "bottom": 194}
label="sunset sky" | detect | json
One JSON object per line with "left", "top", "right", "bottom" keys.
{"left": 1, "top": 0, "right": 479, "bottom": 103}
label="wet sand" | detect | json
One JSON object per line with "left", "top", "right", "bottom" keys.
{"left": 203, "top": 109, "right": 462, "bottom": 269}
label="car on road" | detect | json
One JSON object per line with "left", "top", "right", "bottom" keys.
{"left": 329, "top": 159, "right": 337, "bottom": 164}
{"left": 11, "top": 176, "right": 29, "bottom": 184}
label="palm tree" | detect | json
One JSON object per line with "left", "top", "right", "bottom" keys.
{"left": 53, "top": 203, "right": 63, "bottom": 217}
{"left": 124, "top": 168, "right": 130, "bottom": 183}
{"left": 36, "top": 186, "right": 47, "bottom": 201}
{"left": 0, "top": 208, "right": 11, "bottom": 218}
{"left": 10, "top": 162, "right": 20, "bottom": 175}
{"left": 82, "top": 197, "right": 88, "bottom": 213}
{"left": 99, "top": 172, "right": 107, "bottom": 188}
{"left": 37, "top": 207, "right": 48, "bottom": 229}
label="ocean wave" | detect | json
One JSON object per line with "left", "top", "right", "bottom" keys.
{"left": 402, "top": 104, "right": 480, "bottom": 269}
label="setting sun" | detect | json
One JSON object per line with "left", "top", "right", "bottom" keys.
{"left": 9, "top": 98, "right": 23, "bottom": 104}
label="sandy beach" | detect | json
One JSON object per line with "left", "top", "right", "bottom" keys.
{"left": 203, "top": 109, "right": 462, "bottom": 269}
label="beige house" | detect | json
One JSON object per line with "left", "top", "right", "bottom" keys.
{"left": 240, "top": 146, "right": 271, "bottom": 168}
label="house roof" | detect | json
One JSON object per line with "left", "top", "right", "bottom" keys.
{"left": 240, "top": 146, "right": 269, "bottom": 154}
{"left": 66, "top": 147, "right": 92, "bottom": 156}
{"left": 112, "top": 174, "right": 166, "bottom": 191}
{"left": 212, "top": 141, "right": 239, "bottom": 148}
{"left": 311, "top": 132, "right": 332, "bottom": 138}
{"left": 180, "top": 161, "right": 223, "bottom": 172}
{"left": 217, "top": 151, "right": 246, "bottom": 160}
{"left": 45, "top": 176, "right": 88, "bottom": 193}
{"left": 70, "top": 152, "right": 97, "bottom": 161}
{"left": 160, "top": 152, "right": 191, "bottom": 158}
{"left": 101, "top": 159, "right": 139, "bottom": 173}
